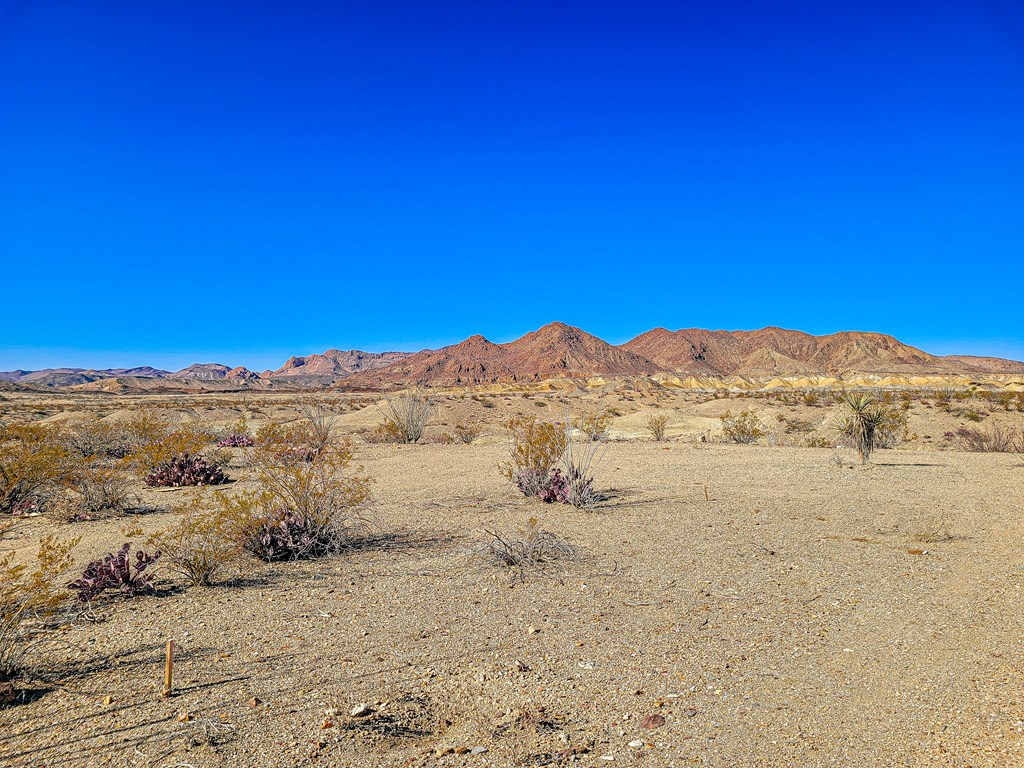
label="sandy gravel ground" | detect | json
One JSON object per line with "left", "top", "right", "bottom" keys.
{"left": 1, "top": 391, "right": 1023, "bottom": 767}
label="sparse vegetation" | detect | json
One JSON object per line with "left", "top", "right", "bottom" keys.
{"left": 0, "top": 423, "right": 78, "bottom": 516}
{"left": 952, "top": 425, "right": 1023, "bottom": 453}
{"left": 480, "top": 517, "right": 577, "bottom": 571}
{"left": 377, "top": 392, "right": 434, "bottom": 444}
{"left": 218, "top": 416, "right": 372, "bottom": 561}
{"left": 62, "top": 465, "right": 139, "bottom": 520}
{"left": 453, "top": 423, "right": 482, "bottom": 444}
{"left": 500, "top": 416, "right": 566, "bottom": 498}
{"left": 720, "top": 409, "right": 765, "bottom": 444}
{"left": 149, "top": 501, "right": 239, "bottom": 586}
{"left": 645, "top": 414, "right": 669, "bottom": 442}
{"left": 574, "top": 407, "right": 612, "bottom": 441}
{"left": 0, "top": 524, "right": 77, "bottom": 682}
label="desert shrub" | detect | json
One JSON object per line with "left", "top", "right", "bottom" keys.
{"left": 149, "top": 502, "right": 238, "bottom": 587}
{"left": 720, "top": 409, "right": 765, "bottom": 444}
{"left": 574, "top": 408, "right": 612, "bottom": 441}
{"left": 144, "top": 453, "right": 229, "bottom": 488}
{"left": 0, "top": 423, "right": 79, "bottom": 515}
{"left": 993, "top": 392, "right": 1013, "bottom": 411}
{"left": 63, "top": 466, "right": 139, "bottom": 520}
{"left": 836, "top": 393, "right": 890, "bottom": 463}
{"left": 777, "top": 415, "right": 815, "bottom": 434}
{"left": 124, "top": 420, "right": 214, "bottom": 476}
{"left": 957, "top": 408, "right": 986, "bottom": 423}
{"left": 377, "top": 392, "right": 434, "bottom": 444}
{"left": 298, "top": 400, "right": 337, "bottom": 455}
{"left": 60, "top": 420, "right": 133, "bottom": 460}
{"left": 0, "top": 525, "right": 77, "bottom": 682}
{"left": 802, "top": 391, "right": 820, "bottom": 407}
{"left": 560, "top": 428, "right": 603, "bottom": 510}
{"left": 952, "top": 425, "right": 1022, "bottom": 453}
{"left": 219, "top": 434, "right": 371, "bottom": 561}
{"left": 645, "top": 414, "right": 669, "bottom": 442}
{"left": 803, "top": 434, "right": 834, "bottom": 448}
{"left": 480, "top": 517, "right": 576, "bottom": 570}
{"left": 500, "top": 416, "right": 566, "bottom": 498}
{"left": 67, "top": 543, "right": 160, "bottom": 603}
{"left": 875, "top": 407, "right": 909, "bottom": 448}
{"left": 453, "top": 423, "right": 482, "bottom": 444}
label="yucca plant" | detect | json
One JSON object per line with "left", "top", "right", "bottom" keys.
{"left": 837, "top": 392, "right": 886, "bottom": 464}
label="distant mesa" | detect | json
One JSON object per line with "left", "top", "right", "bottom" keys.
{"left": 170, "top": 363, "right": 261, "bottom": 381}
{"left": 4, "top": 324, "right": 1023, "bottom": 392}
{"left": 270, "top": 349, "right": 410, "bottom": 379}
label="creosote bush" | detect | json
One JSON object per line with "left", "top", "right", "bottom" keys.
{"left": 574, "top": 408, "right": 612, "bottom": 441}
{"left": 500, "top": 416, "right": 566, "bottom": 498}
{"left": 453, "top": 423, "right": 482, "bottom": 444}
{"left": 122, "top": 417, "right": 215, "bottom": 477}
{"left": 63, "top": 466, "right": 139, "bottom": 520}
{"left": 720, "top": 409, "right": 765, "bottom": 444}
{"left": 645, "top": 414, "right": 669, "bottom": 442}
{"left": 1, "top": 524, "right": 77, "bottom": 682}
{"left": 150, "top": 500, "right": 238, "bottom": 586}
{"left": 0, "top": 423, "right": 79, "bottom": 516}
{"left": 217, "top": 418, "right": 372, "bottom": 561}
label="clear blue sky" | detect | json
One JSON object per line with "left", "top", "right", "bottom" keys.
{"left": 2, "top": 0, "right": 1022, "bottom": 371}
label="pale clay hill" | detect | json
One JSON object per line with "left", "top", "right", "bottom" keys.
{"left": 4, "top": 323, "right": 1023, "bottom": 391}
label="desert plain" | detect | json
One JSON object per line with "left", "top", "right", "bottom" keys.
{"left": 1, "top": 383, "right": 1023, "bottom": 768}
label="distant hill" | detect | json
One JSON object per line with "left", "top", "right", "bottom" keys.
{"left": 622, "top": 327, "right": 1024, "bottom": 377}
{"left": 170, "top": 363, "right": 261, "bottom": 381}
{"left": 346, "top": 322, "right": 657, "bottom": 387}
{"left": 5, "top": 325, "right": 1022, "bottom": 391}
{"left": 270, "top": 350, "right": 410, "bottom": 380}
{"left": 0, "top": 366, "right": 170, "bottom": 386}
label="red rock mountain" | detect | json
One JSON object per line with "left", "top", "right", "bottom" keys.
{"left": 271, "top": 349, "right": 410, "bottom": 379}
{"left": 344, "top": 323, "right": 1024, "bottom": 387}
{"left": 346, "top": 322, "right": 658, "bottom": 387}
{"left": 622, "top": 327, "right": 1024, "bottom": 376}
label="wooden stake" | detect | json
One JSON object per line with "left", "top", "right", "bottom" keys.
{"left": 162, "top": 640, "right": 174, "bottom": 698}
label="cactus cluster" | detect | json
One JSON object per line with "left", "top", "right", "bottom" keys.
{"left": 246, "top": 509, "right": 333, "bottom": 561}
{"left": 514, "top": 468, "right": 572, "bottom": 504}
{"left": 68, "top": 543, "right": 161, "bottom": 602}
{"left": 216, "top": 433, "right": 254, "bottom": 448}
{"left": 144, "top": 453, "right": 229, "bottom": 487}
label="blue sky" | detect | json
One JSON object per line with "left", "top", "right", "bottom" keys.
{"left": 1, "top": 0, "right": 1022, "bottom": 371}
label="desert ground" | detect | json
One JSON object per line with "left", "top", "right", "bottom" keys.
{"left": 1, "top": 385, "right": 1023, "bottom": 767}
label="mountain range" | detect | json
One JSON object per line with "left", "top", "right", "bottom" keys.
{"left": 3, "top": 323, "right": 1022, "bottom": 390}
